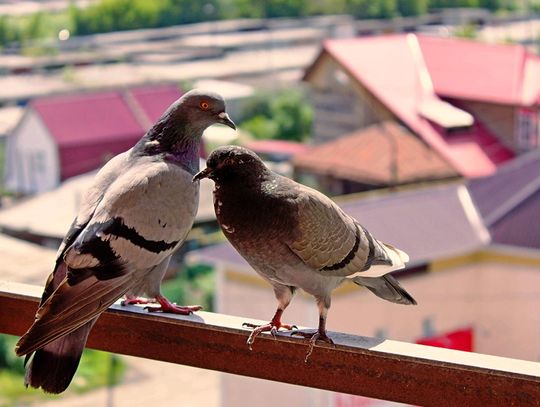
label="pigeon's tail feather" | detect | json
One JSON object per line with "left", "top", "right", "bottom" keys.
{"left": 383, "top": 242, "right": 409, "bottom": 265}
{"left": 24, "top": 318, "right": 97, "bottom": 394}
{"left": 349, "top": 241, "right": 409, "bottom": 278}
{"left": 353, "top": 274, "right": 417, "bottom": 305}
{"left": 16, "top": 269, "right": 131, "bottom": 357}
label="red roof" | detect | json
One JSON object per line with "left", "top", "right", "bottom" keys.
{"left": 316, "top": 34, "right": 522, "bottom": 177}
{"left": 293, "top": 122, "right": 458, "bottom": 185}
{"left": 33, "top": 91, "right": 144, "bottom": 147}
{"left": 129, "top": 85, "right": 183, "bottom": 125}
{"left": 419, "top": 36, "right": 537, "bottom": 105}
{"left": 245, "top": 140, "right": 309, "bottom": 156}
{"left": 32, "top": 85, "right": 183, "bottom": 180}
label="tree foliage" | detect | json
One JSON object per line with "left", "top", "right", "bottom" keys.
{"left": 0, "top": 0, "right": 525, "bottom": 44}
{"left": 346, "top": 0, "right": 397, "bottom": 18}
{"left": 0, "top": 17, "right": 20, "bottom": 48}
{"left": 66, "top": 0, "right": 525, "bottom": 36}
{"left": 239, "top": 90, "right": 313, "bottom": 142}
{"left": 70, "top": 0, "right": 221, "bottom": 35}
{"left": 397, "top": 0, "right": 429, "bottom": 16}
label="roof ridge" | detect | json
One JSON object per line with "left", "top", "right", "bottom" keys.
{"left": 339, "top": 182, "right": 461, "bottom": 208}
{"left": 406, "top": 33, "right": 434, "bottom": 98}
{"left": 484, "top": 174, "right": 540, "bottom": 226}
{"left": 457, "top": 185, "right": 491, "bottom": 244}
{"left": 516, "top": 46, "right": 528, "bottom": 105}
{"left": 493, "top": 148, "right": 540, "bottom": 174}
{"left": 32, "top": 90, "right": 119, "bottom": 107}
{"left": 121, "top": 88, "right": 153, "bottom": 130}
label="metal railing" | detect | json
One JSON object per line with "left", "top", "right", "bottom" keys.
{"left": 0, "top": 281, "right": 539, "bottom": 406}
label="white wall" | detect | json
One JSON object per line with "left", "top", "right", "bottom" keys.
{"left": 4, "top": 109, "right": 59, "bottom": 194}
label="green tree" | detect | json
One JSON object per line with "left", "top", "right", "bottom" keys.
{"left": 157, "top": 0, "right": 220, "bottom": 26}
{"left": 264, "top": 0, "right": 308, "bottom": 17}
{"left": 0, "top": 334, "right": 9, "bottom": 368}
{"left": 70, "top": 0, "right": 220, "bottom": 35}
{"left": 478, "top": 0, "right": 500, "bottom": 10}
{"left": 430, "top": 0, "right": 479, "bottom": 8}
{"left": 397, "top": 0, "right": 428, "bottom": 16}
{"left": 454, "top": 23, "right": 478, "bottom": 38}
{"left": 25, "top": 12, "right": 44, "bottom": 40}
{"left": 305, "top": 0, "right": 347, "bottom": 15}
{"left": 239, "top": 90, "right": 313, "bottom": 142}
{"left": 0, "top": 16, "right": 21, "bottom": 47}
{"left": 345, "top": 0, "right": 397, "bottom": 18}
{"left": 225, "top": 0, "right": 264, "bottom": 18}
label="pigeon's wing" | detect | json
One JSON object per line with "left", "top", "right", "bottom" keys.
{"left": 284, "top": 185, "right": 408, "bottom": 278}
{"left": 15, "top": 154, "right": 199, "bottom": 356}
{"left": 36, "top": 151, "right": 132, "bottom": 308}
{"left": 80, "top": 157, "right": 199, "bottom": 270}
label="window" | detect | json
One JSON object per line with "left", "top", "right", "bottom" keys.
{"left": 515, "top": 108, "right": 539, "bottom": 151}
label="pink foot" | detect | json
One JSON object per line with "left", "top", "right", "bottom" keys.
{"left": 242, "top": 320, "right": 298, "bottom": 350}
{"left": 121, "top": 296, "right": 152, "bottom": 306}
{"left": 144, "top": 294, "right": 202, "bottom": 315}
{"left": 291, "top": 330, "right": 334, "bottom": 363}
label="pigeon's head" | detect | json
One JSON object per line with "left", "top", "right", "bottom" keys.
{"left": 173, "top": 89, "right": 236, "bottom": 132}
{"left": 193, "top": 145, "right": 267, "bottom": 183}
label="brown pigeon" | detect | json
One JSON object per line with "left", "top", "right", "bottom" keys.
{"left": 15, "top": 90, "right": 236, "bottom": 394}
{"left": 194, "top": 145, "right": 416, "bottom": 358}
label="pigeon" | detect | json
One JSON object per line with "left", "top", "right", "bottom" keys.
{"left": 14, "top": 89, "right": 236, "bottom": 394}
{"left": 193, "top": 146, "right": 416, "bottom": 359}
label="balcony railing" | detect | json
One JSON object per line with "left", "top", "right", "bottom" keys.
{"left": 0, "top": 280, "right": 539, "bottom": 406}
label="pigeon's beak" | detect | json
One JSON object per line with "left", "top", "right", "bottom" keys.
{"left": 217, "top": 112, "right": 236, "bottom": 130}
{"left": 193, "top": 167, "right": 213, "bottom": 183}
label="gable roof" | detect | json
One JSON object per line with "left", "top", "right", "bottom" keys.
{"left": 418, "top": 35, "right": 540, "bottom": 105}
{"left": 32, "top": 90, "right": 144, "bottom": 147}
{"left": 32, "top": 84, "right": 182, "bottom": 146}
{"left": 468, "top": 149, "right": 540, "bottom": 249}
{"left": 305, "top": 34, "right": 518, "bottom": 178}
{"left": 293, "top": 122, "right": 458, "bottom": 185}
{"left": 192, "top": 183, "right": 489, "bottom": 269}
{"left": 29, "top": 84, "right": 183, "bottom": 180}
{"left": 128, "top": 84, "right": 183, "bottom": 124}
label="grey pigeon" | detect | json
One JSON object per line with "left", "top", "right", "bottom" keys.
{"left": 193, "top": 146, "right": 416, "bottom": 357}
{"left": 15, "top": 89, "right": 236, "bottom": 394}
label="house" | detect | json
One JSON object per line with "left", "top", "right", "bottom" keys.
{"left": 293, "top": 121, "right": 459, "bottom": 195}
{"left": 0, "top": 106, "right": 23, "bottom": 139}
{"left": 468, "top": 148, "right": 540, "bottom": 250}
{"left": 189, "top": 172, "right": 540, "bottom": 406}
{"left": 302, "top": 34, "right": 540, "bottom": 178}
{"left": 4, "top": 84, "right": 183, "bottom": 194}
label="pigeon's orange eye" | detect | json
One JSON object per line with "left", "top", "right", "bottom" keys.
{"left": 200, "top": 101, "right": 209, "bottom": 110}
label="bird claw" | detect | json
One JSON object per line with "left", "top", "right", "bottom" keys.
{"left": 290, "top": 330, "right": 334, "bottom": 363}
{"left": 121, "top": 297, "right": 151, "bottom": 306}
{"left": 144, "top": 303, "right": 202, "bottom": 315}
{"left": 243, "top": 321, "right": 298, "bottom": 350}
{"left": 144, "top": 294, "right": 202, "bottom": 315}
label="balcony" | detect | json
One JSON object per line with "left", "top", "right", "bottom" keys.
{"left": 1, "top": 280, "right": 538, "bottom": 406}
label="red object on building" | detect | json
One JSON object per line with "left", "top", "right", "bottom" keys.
{"left": 416, "top": 327, "right": 474, "bottom": 352}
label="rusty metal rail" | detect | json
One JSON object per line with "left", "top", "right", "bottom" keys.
{"left": 0, "top": 281, "right": 539, "bottom": 406}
